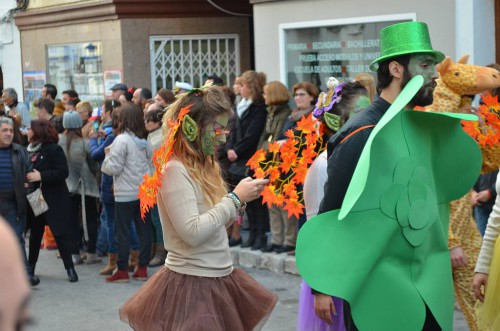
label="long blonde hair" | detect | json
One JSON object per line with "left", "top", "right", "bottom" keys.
{"left": 162, "top": 87, "right": 231, "bottom": 206}
{"left": 354, "top": 73, "right": 376, "bottom": 102}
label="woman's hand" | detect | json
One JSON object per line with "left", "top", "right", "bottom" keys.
{"left": 472, "top": 272, "right": 488, "bottom": 302}
{"left": 98, "top": 129, "right": 107, "bottom": 139}
{"left": 314, "top": 292, "right": 336, "bottom": 324}
{"left": 88, "top": 129, "right": 98, "bottom": 139}
{"left": 26, "top": 169, "right": 41, "bottom": 182}
{"left": 450, "top": 247, "right": 468, "bottom": 268}
{"left": 227, "top": 149, "right": 238, "bottom": 162}
{"left": 232, "top": 177, "right": 269, "bottom": 203}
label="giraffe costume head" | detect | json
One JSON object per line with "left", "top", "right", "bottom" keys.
{"left": 426, "top": 55, "right": 500, "bottom": 113}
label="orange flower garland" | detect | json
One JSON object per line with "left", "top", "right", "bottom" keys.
{"left": 246, "top": 113, "right": 325, "bottom": 218}
{"left": 138, "top": 104, "right": 192, "bottom": 219}
{"left": 461, "top": 92, "right": 500, "bottom": 147}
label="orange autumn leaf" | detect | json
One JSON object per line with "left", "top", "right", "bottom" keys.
{"left": 261, "top": 184, "right": 277, "bottom": 207}
{"left": 284, "top": 129, "right": 295, "bottom": 139}
{"left": 304, "top": 132, "right": 317, "bottom": 146}
{"left": 246, "top": 148, "right": 266, "bottom": 170}
{"left": 284, "top": 197, "right": 304, "bottom": 219}
{"left": 283, "top": 181, "right": 297, "bottom": 196}
{"left": 274, "top": 193, "right": 285, "bottom": 207}
{"left": 293, "top": 163, "right": 309, "bottom": 185}
{"left": 178, "top": 104, "right": 192, "bottom": 120}
{"left": 460, "top": 92, "right": 500, "bottom": 147}
{"left": 482, "top": 93, "right": 499, "bottom": 106}
{"left": 296, "top": 113, "right": 317, "bottom": 133}
{"left": 254, "top": 168, "right": 266, "bottom": 179}
{"left": 280, "top": 156, "right": 296, "bottom": 173}
{"left": 301, "top": 147, "right": 318, "bottom": 165}
{"left": 268, "top": 141, "right": 280, "bottom": 154}
{"left": 268, "top": 166, "right": 281, "bottom": 183}
{"left": 281, "top": 138, "right": 299, "bottom": 153}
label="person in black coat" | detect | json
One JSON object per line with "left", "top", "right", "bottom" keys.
{"left": 226, "top": 70, "right": 268, "bottom": 250}
{"left": 0, "top": 116, "right": 38, "bottom": 286}
{"left": 25, "top": 119, "right": 78, "bottom": 282}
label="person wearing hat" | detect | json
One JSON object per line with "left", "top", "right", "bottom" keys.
{"left": 59, "top": 111, "right": 101, "bottom": 266}
{"left": 110, "top": 83, "right": 128, "bottom": 100}
{"left": 310, "top": 21, "right": 446, "bottom": 330}
{"left": 174, "top": 81, "right": 193, "bottom": 95}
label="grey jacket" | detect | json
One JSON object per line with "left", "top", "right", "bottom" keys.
{"left": 58, "top": 135, "right": 100, "bottom": 198}
{"left": 101, "top": 131, "right": 152, "bottom": 201}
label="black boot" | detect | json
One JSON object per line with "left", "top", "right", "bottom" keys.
{"left": 67, "top": 267, "right": 79, "bottom": 282}
{"left": 241, "top": 234, "right": 255, "bottom": 248}
{"left": 28, "top": 263, "right": 40, "bottom": 286}
{"left": 251, "top": 236, "right": 267, "bottom": 251}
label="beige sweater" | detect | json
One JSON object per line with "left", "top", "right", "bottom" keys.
{"left": 475, "top": 174, "right": 500, "bottom": 274}
{"left": 158, "top": 159, "right": 237, "bottom": 277}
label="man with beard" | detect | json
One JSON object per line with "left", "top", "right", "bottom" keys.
{"left": 313, "top": 22, "right": 444, "bottom": 330}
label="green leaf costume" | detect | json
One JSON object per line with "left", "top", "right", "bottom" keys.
{"left": 296, "top": 76, "right": 482, "bottom": 331}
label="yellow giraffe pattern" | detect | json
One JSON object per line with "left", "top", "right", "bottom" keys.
{"left": 427, "top": 55, "right": 500, "bottom": 331}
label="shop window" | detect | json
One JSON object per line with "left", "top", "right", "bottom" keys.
{"left": 150, "top": 34, "right": 240, "bottom": 92}
{"left": 280, "top": 14, "right": 414, "bottom": 91}
{"left": 47, "top": 42, "right": 104, "bottom": 108}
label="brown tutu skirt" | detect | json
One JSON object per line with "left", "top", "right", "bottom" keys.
{"left": 120, "top": 268, "right": 278, "bottom": 331}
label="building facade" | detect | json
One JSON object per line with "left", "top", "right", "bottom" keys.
{"left": 0, "top": 0, "right": 24, "bottom": 99}
{"left": 15, "top": 0, "right": 253, "bottom": 105}
{"left": 251, "top": 0, "right": 498, "bottom": 87}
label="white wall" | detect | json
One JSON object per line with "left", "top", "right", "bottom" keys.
{"left": 253, "top": 0, "right": 458, "bottom": 82}
{"left": 455, "top": 0, "right": 496, "bottom": 65}
{"left": 0, "top": 0, "right": 24, "bottom": 101}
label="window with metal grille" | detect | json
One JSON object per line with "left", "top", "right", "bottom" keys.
{"left": 150, "top": 34, "right": 240, "bottom": 92}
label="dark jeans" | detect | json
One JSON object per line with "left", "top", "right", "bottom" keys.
{"left": 246, "top": 196, "right": 270, "bottom": 238}
{"left": 0, "top": 199, "right": 30, "bottom": 274}
{"left": 115, "top": 200, "right": 151, "bottom": 270}
{"left": 473, "top": 205, "right": 492, "bottom": 237}
{"left": 27, "top": 208, "right": 74, "bottom": 271}
{"left": 70, "top": 194, "right": 99, "bottom": 254}
{"left": 102, "top": 201, "right": 140, "bottom": 254}
{"left": 96, "top": 208, "right": 108, "bottom": 254}
{"left": 150, "top": 205, "right": 164, "bottom": 244}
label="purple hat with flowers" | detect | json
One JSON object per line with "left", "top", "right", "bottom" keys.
{"left": 313, "top": 77, "right": 345, "bottom": 118}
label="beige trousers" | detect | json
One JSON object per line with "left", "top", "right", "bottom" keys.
{"left": 268, "top": 205, "right": 297, "bottom": 247}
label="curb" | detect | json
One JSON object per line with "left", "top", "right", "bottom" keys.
{"left": 230, "top": 246, "right": 299, "bottom": 276}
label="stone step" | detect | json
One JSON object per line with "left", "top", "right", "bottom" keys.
{"left": 230, "top": 246, "right": 298, "bottom": 276}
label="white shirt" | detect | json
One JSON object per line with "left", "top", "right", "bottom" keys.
{"left": 236, "top": 98, "right": 252, "bottom": 118}
{"left": 475, "top": 172, "right": 500, "bottom": 274}
{"left": 303, "top": 151, "right": 328, "bottom": 220}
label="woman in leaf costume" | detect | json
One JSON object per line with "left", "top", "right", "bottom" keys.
{"left": 122, "top": 86, "right": 277, "bottom": 331}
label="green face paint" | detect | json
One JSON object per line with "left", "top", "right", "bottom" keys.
{"left": 201, "top": 114, "right": 229, "bottom": 155}
{"left": 408, "top": 54, "right": 438, "bottom": 85}
{"left": 407, "top": 54, "right": 439, "bottom": 107}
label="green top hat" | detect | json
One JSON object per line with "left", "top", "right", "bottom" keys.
{"left": 369, "top": 21, "right": 445, "bottom": 71}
